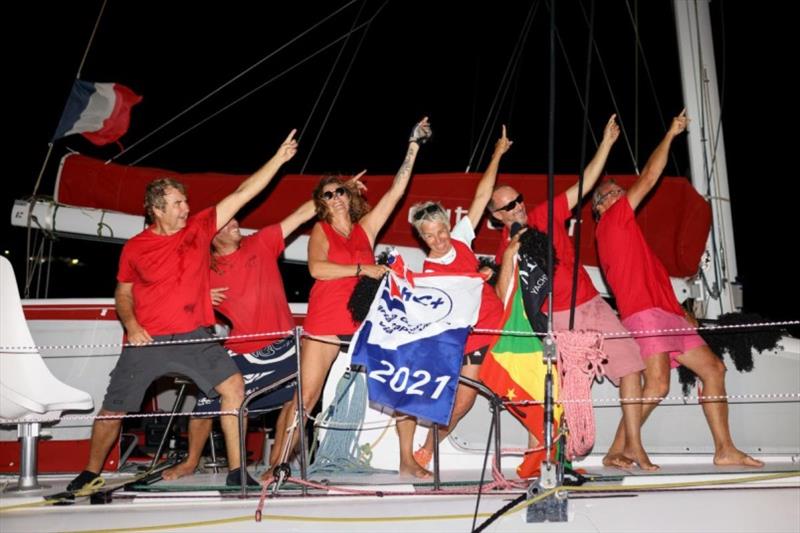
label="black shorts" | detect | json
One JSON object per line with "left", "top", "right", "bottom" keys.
{"left": 463, "top": 345, "right": 489, "bottom": 366}
{"left": 194, "top": 336, "right": 298, "bottom": 415}
{"left": 102, "top": 327, "right": 239, "bottom": 412}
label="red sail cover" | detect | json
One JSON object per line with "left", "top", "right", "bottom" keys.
{"left": 55, "top": 153, "right": 710, "bottom": 277}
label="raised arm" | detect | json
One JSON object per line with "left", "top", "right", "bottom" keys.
{"left": 360, "top": 117, "right": 431, "bottom": 244}
{"left": 626, "top": 109, "right": 689, "bottom": 211}
{"left": 215, "top": 129, "right": 298, "bottom": 231}
{"left": 115, "top": 282, "right": 152, "bottom": 345}
{"left": 280, "top": 200, "right": 316, "bottom": 238}
{"left": 466, "top": 125, "right": 513, "bottom": 229}
{"left": 566, "top": 114, "right": 619, "bottom": 209}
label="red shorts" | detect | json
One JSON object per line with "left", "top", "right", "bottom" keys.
{"left": 622, "top": 308, "right": 706, "bottom": 368}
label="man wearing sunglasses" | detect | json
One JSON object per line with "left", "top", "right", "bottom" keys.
{"left": 593, "top": 110, "right": 761, "bottom": 469}
{"left": 489, "top": 115, "right": 652, "bottom": 474}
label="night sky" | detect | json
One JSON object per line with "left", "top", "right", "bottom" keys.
{"left": 3, "top": 1, "right": 796, "bottom": 330}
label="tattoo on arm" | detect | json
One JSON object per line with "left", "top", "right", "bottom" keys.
{"left": 394, "top": 147, "right": 415, "bottom": 185}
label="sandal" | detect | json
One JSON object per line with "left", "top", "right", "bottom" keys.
{"left": 413, "top": 447, "right": 433, "bottom": 469}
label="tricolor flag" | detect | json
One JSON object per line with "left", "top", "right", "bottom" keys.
{"left": 348, "top": 254, "right": 483, "bottom": 426}
{"left": 479, "top": 260, "right": 562, "bottom": 476}
{"left": 52, "top": 80, "right": 142, "bottom": 146}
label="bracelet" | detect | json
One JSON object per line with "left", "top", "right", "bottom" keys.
{"left": 356, "top": 263, "right": 362, "bottom": 277}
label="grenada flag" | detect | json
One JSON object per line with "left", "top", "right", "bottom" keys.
{"left": 479, "top": 260, "right": 562, "bottom": 476}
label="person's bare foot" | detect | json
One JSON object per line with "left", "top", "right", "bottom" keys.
{"left": 714, "top": 448, "right": 764, "bottom": 467}
{"left": 162, "top": 460, "right": 198, "bottom": 480}
{"left": 399, "top": 459, "right": 432, "bottom": 479}
{"left": 602, "top": 452, "right": 634, "bottom": 469}
{"left": 624, "top": 446, "right": 660, "bottom": 471}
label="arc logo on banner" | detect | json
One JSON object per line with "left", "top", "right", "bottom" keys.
{"left": 348, "top": 255, "right": 483, "bottom": 425}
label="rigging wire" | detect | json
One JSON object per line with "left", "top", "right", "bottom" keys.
{"left": 128, "top": 20, "right": 375, "bottom": 166}
{"left": 575, "top": 1, "right": 639, "bottom": 175}
{"left": 623, "top": 0, "right": 682, "bottom": 175}
{"left": 568, "top": 0, "right": 595, "bottom": 331}
{"left": 111, "top": 0, "right": 360, "bottom": 164}
{"left": 465, "top": 1, "right": 540, "bottom": 173}
{"left": 300, "top": 0, "right": 388, "bottom": 174}
{"left": 474, "top": 3, "right": 539, "bottom": 172}
{"left": 298, "top": 0, "right": 368, "bottom": 148}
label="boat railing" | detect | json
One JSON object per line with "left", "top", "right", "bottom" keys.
{"left": 235, "top": 327, "right": 509, "bottom": 498}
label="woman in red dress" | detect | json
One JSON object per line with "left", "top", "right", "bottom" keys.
{"left": 273, "top": 118, "right": 431, "bottom": 468}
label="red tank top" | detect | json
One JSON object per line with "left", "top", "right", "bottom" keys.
{"left": 304, "top": 222, "right": 375, "bottom": 335}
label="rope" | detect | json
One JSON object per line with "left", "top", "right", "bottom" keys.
{"left": 308, "top": 370, "right": 394, "bottom": 476}
{"left": 4, "top": 318, "right": 797, "bottom": 353}
{"left": 554, "top": 330, "right": 606, "bottom": 458}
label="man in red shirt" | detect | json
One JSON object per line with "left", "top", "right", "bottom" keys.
{"left": 68, "top": 130, "right": 299, "bottom": 491}
{"left": 593, "top": 110, "right": 762, "bottom": 468}
{"left": 162, "top": 199, "right": 316, "bottom": 481}
{"left": 490, "top": 115, "right": 652, "bottom": 470}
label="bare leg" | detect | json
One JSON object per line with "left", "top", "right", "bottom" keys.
{"left": 619, "top": 372, "right": 657, "bottom": 470}
{"left": 603, "top": 353, "right": 670, "bottom": 468}
{"left": 214, "top": 373, "right": 246, "bottom": 471}
{"left": 677, "top": 346, "right": 763, "bottom": 467}
{"left": 280, "top": 337, "right": 342, "bottom": 463}
{"left": 85, "top": 410, "right": 125, "bottom": 473}
{"left": 419, "top": 364, "right": 480, "bottom": 456}
{"left": 268, "top": 402, "right": 294, "bottom": 468}
{"left": 163, "top": 418, "right": 212, "bottom": 480}
{"left": 397, "top": 416, "right": 431, "bottom": 478}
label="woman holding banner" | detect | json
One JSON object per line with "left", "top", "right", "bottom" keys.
{"left": 271, "top": 118, "right": 432, "bottom": 473}
{"left": 397, "top": 126, "right": 513, "bottom": 477}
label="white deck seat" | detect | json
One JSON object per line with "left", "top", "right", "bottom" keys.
{"left": 0, "top": 256, "right": 93, "bottom": 491}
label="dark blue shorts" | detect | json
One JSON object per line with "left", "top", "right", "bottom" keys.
{"left": 193, "top": 336, "right": 298, "bottom": 415}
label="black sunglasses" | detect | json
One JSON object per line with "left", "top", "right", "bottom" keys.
{"left": 321, "top": 186, "right": 348, "bottom": 201}
{"left": 493, "top": 193, "right": 523, "bottom": 213}
{"left": 413, "top": 203, "right": 442, "bottom": 221}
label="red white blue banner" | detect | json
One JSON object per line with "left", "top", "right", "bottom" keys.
{"left": 348, "top": 255, "right": 483, "bottom": 425}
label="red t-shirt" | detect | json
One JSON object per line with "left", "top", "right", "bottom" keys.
{"left": 117, "top": 207, "right": 216, "bottom": 336}
{"left": 210, "top": 224, "right": 294, "bottom": 353}
{"left": 304, "top": 222, "right": 375, "bottom": 336}
{"left": 424, "top": 239, "right": 504, "bottom": 354}
{"left": 595, "top": 197, "right": 684, "bottom": 319}
{"left": 495, "top": 193, "right": 597, "bottom": 312}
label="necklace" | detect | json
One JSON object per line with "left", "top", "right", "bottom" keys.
{"left": 331, "top": 222, "right": 352, "bottom": 238}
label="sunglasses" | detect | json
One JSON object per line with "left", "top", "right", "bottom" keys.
{"left": 413, "top": 203, "right": 442, "bottom": 221}
{"left": 592, "top": 187, "right": 623, "bottom": 208}
{"left": 321, "top": 186, "right": 348, "bottom": 201}
{"left": 493, "top": 193, "right": 523, "bottom": 213}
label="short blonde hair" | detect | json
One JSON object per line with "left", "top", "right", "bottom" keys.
{"left": 410, "top": 201, "right": 450, "bottom": 235}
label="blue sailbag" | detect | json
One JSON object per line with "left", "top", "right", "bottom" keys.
{"left": 348, "top": 256, "right": 483, "bottom": 425}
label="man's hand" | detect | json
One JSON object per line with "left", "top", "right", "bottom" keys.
{"left": 669, "top": 108, "right": 689, "bottom": 137}
{"left": 274, "top": 129, "right": 299, "bottom": 164}
{"left": 603, "top": 114, "right": 620, "bottom": 144}
{"left": 493, "top": 125, "right": 514, "bottom": 157}
{"left": 126, "top": 323, "right": 153, "bottom": 346}
{"left": 346, "top": 169, "right": 368, "bottom": 194}
{"left": 211, "top": 287, "right": 229, "bottom": 306}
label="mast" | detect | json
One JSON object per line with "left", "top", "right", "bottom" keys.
{"left": 673, "top": 0, "right": 741, "bottom": 318}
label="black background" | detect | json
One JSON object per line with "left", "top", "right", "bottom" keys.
{"left": 3, "top": 1, "right": 796, "bottom": 330}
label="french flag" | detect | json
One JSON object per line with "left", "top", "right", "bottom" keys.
{"left": 52, "top": 80, "right": 142, "bottom": 146}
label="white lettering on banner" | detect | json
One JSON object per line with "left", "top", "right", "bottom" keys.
{"left": 368, "top": 360, "right": 452, "bottom": 400}
{"left": 376, "top": 285, "right": 453, "bottom": 334}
